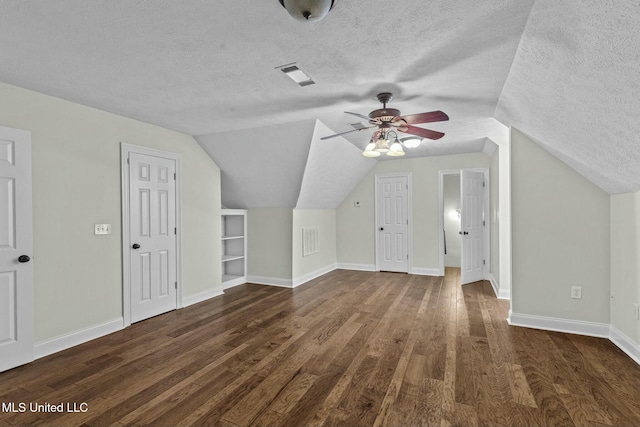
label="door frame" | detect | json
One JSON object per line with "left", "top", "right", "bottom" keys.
{"left": 374, "top": 172, "right": 412, "bottom": 273}
{"left": 438, "top": 168, "right": 490, "bottom": 278}
{"left": 121, "top": 143, "right": 182, "bottom": 327}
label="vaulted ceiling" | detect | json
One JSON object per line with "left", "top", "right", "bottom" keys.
{"left": 0, "top": 1, "right": 638, "bottom": 199}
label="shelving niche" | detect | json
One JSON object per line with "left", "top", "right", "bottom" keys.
{"left": 221, "top": 209, "right": 247, "bottom": 289}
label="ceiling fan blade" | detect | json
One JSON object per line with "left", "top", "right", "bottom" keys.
{"left": 320, "top": 126, "right": 376, "bottom": 140}
{"left": 399, "top": 125, "right": 445, "bottom": 140}
{"left": 345, "top": 111, "right": 381, "bottom": 124}
{"left": 344, "top": 111, "right": 373, "bottom": 121}
{"left": 395, "top": 110, "right": 449, "bottom": 125}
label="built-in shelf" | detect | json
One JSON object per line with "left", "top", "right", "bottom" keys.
{"left": 221, "top": 209, "right": 247, "bottom": 290}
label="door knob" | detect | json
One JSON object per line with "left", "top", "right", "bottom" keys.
{"left": 463, "top": 231, "right": 469, "bottom": 235}
{"left": 379, "top": 227, "right": 384, "bottom": 231}
{"left": 132, "top": 243, "right": 140, "bottom": 249}
{"left": 18, "top": 255, "right": 30, "bottom": 263}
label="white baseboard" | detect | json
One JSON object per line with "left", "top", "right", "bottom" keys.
{"left": 487, "top": 273, "right": 510, "bottom": 299}
{"left": 487, "top": 273, "right": 499, "bottom": 298}
{"left": 411, "top": 267, "right": 442, "bottom": 276}
{"left": 498, "top": 288, "right": 511, "bottom": 300}
{"left": 35, "top": 317, "right": 124, "bottom": 360}
{"left": 609, "top": 326, "right": 640, "bottom": 366}
{"left": 182, "top": 287, "right": 224, "bottom": 308}
{"left": 336, "top": 263, "right": 376, "bottom": 272}
{"left": 247, "top": 275, "right": 294, "bottom": 288}
{"left": 507, "top": 311, "right": 609, "bottom": 338}
{"left": 292, "top": 263, "right": 337, "bottom": 288}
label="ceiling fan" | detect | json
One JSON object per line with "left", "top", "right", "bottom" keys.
{"left": 321, "top": 92, "right": 449, "bottom": 143}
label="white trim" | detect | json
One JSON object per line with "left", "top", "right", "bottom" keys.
{"left": 609, "top": 326, "right": 640, "bottom": 366}
{"left": 507, "top": 311, "right": 609, "bottom": 338}
{"left": 374, "top": 172, "right": 412, "bottom": 273}
{"left": 182, "top": 288, "right": 224, "bottom": 308}
{"left": 412, "top": 267, "right": 442, "bottom": 276}
{"left": 223, "top": 276, "right": 247, "bottom": 290}
{"left": 121, "top": 143, "right": 183, "bottom": 327}
{"left": 337, "top": 263, "right": 376, "bottom": 272}
{"left": 34, "top": 318, "right": 124, "bottom": 360}
{"left": 487, "top": 273, "right": 499, "bottom": 298}
{"left": 292, "top": 263, "right": 337, "bottom": 288}
{"left": 498, "top": 287, "right": 511, "bottom": 300}
{"left": 438, "top": 168, "right": 491, "bottom": 281}
{"left": 247, "top": 275, "right": 294, "bottom": 288}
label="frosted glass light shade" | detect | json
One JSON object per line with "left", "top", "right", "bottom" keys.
{"left": 281, "top": 0, "right": 334, "bottom": 22}
{"left": 401, "top": 137, "right": 422, "bottom": 148}
{"left": 387, "top": 140, "right": 406, "bottom": 156}
{"left": 362, "top": 142, "right": 380, "bottom": 157}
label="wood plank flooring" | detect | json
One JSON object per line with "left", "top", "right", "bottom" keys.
{"left": 2, "top": 268, "right": 640, "bottom": 426}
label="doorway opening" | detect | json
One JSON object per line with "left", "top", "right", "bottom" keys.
{"left": 438, "top": 169, "right": 490, "bottom": 284}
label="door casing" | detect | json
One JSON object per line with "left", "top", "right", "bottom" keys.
{"left": 121, "top": 143, "right": 182, "bottom": 327}
{"left": 438, "top": 168, "right": 490, "bottom": 279}
{"left": 374, "top": 172, "right": 412, "bottom": 273}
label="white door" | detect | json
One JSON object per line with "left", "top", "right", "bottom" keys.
{"left": 377, "top": 174, "right": 409, "bottom": 273}
{"left": 461, "top": 170, "right": 485, "bottom": 284}
{"left": 128, "top": 152, "right": 177, "bottom": 323}
{"left": 0, "top": 126, "right": 34, "bottom": 373}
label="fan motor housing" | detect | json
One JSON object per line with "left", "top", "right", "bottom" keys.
{"left": 369, "top": 108, "right": 401, "bottom": 121}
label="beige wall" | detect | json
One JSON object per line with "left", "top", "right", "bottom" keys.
{"left": 247, "top": 208, "right": 293, "bottom": 280}
{"left": 337, "top": 153, "right": 493, "bottom": 271}
{"left": 610, "top": 191, "right": 640, "bottom": 344}
{"left": 511, "top": 127, "right": 610, "bottom": 323}
{"left": 292, "top": 209, "right": 337, "bottom": 280}
{"left": 0, "top": 82, "right": 221, "bottom": 342}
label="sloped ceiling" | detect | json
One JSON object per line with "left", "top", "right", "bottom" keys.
{"left": 0, "top": 1, "right": 638, "bottom": 196}
{"left": 495, "top": 0, "right": 640, "bottom": 194}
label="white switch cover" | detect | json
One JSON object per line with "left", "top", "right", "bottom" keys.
{"left": 94, "top": 224, "right": 111, "bottom": 235}
{"left": 571, "top": 286, "right": 582, "bottom": 299}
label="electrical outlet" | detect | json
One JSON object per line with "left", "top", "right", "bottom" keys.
{"left": 354, "top": 201, "right": 361, "bottom": 207}
{"left": 611, "top": 293, "right": 615, "bottom": 306}
{"left": 571, "top": 286, "right": 582, "bottom": 299}
{"left": 634, "top": 304, "right": 639, "bottom": 321}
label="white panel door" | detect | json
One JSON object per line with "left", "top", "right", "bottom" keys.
{"left": 0, "top": 126, "right": 33, "bottom": 373}
{"left": 461, "top": 170, "right": 485, "bottom": 284}
{"left": 129, "top": 153, "right": 177, "bottom": 323}
{"left": 377, "top": 175, "right": 409, "bottom": 273}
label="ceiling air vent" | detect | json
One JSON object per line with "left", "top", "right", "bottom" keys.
{"left": 276, "top": 63, "right": 315, "bottom": 87}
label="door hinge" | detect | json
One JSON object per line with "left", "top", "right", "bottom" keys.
{"left": 483, "top": 181, "right": 486, "bottom": 188}
{"left": 127, "top": 157, "right": 130, "bottom": 164}
{"left": 483, "top": 220, "right": 485, "bottom": 226}
{"left": 406, "top": 219, "right": 408, "bottom": 224}
{"left": 175, "top": 281, "right": 177, "bottom": 289}
{"left": 174, "top": 172, "right": 176, "bottom": 180}
{"left": 407, "top": 254, "right": 409, "bottom": 260}
{"left": 483, "top": 259, "right": 486, "bottom": 265}
{"left": 174, "top": 227, "right": 177, "bottom": 235}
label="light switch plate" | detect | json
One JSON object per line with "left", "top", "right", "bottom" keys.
{"left": 94, "top": 224, "right": 111, "bottom": 235}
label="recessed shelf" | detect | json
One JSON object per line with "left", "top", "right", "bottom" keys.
{"left": 221, "top": 210, "right": 247, "bottom": 290}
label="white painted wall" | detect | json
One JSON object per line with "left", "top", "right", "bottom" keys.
{"left": 610, "top": 191, "right": 640, "bottom": 345}
{"left": 443, "top": 174, "right": 461, "bottom": 267}
{"left": 247, "top": 208, "right": 293, "bottom": 281}
{"left": 292, "top": 209, "right": 337, "bottom": 281}
{"left": 0, "top": 81, "right": 221, "bottom": 343}
{"left": 337, "top": 153, "right": 492, "bottom": 271}
{"left": 511, "top": 127, "right": 610, "bottom": 323}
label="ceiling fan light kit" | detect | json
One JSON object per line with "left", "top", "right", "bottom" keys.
{"left": 400, "top": 137, "right": 422, "bottom": 148}
{"left": 279, "top": 0, "right": 336, "bottom": 22}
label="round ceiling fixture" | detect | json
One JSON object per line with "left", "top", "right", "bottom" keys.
{"left": 278, "top": 0, "right": 336, "bottom": 22}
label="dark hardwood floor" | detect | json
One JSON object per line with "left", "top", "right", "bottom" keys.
{"left": 1, "top": 268, "right": 640, "bottom": 426}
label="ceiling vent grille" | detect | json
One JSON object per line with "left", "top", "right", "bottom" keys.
{"left": 276, "top": 63, "right": 315, "bottom": 87}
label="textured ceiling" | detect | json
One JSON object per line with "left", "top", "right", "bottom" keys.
{"left": 0, "top": 1, "right": 638, "bottom": 194}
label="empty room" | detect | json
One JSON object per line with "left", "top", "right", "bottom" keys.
{"left": 1, "top": 1, "right": 640, "bottom": 426}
